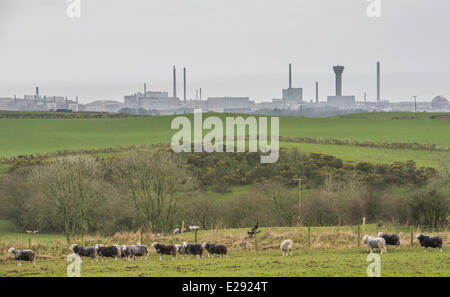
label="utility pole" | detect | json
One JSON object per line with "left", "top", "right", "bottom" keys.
{"left": 293, "top": 178, "right": 307, "bottom": 226}
{"left": 413, "top": 96, "right": 417, "bottom": 113}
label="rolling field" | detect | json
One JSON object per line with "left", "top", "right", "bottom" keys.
{"left": 0, "top": 112, "right": 449, "bottom": 168}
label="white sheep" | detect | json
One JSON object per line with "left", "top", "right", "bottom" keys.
{"left": 361, "top": 235, "right": 387, "bottom": 254}
{"left": 280, "top": 239, "right": 293, "bottom": 256}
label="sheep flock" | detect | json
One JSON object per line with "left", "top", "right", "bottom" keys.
{"left": 6, "top": 230, "right": 444, "bottom": 268}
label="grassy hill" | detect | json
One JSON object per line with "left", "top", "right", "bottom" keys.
{"left": 0, "top": 112, "right": 449, "bottom": 167}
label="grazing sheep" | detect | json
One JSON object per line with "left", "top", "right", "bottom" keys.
{"left": 189, "top": 226, "right": 200, "bottom": 232}
{"left": 361, "top": 235, "right": 387, "bottom": 254}
{"left": 8, "top": 248, "right": 35, "bottom": 266}
{"left": 377, "top": 232, "right": 400, "bottom": 247}
{"left": 173, "top": 228, "right": 181, "bottom": 235}
{"left": 125, "top": 243, "right": 148, "bottom": 260}
{"left": 94, "top": 244, "right": 120, "bottom": 261}
{"left": 280, "top": 239, "right": 293, "bottom": 256}
{"left": 151, "top": 242, "right": 177, "bottom": 260}
{"left": 201, "top": 242, "right": 227, "bottom": 258}
{"left": 175, "top": 244, "right": 188, "bottom": 259}
{"left": 182, "top": 242, "right": 203, "bottom": 259}
{"left": 26, "top": 230, "right": 33, "bottom": 234}
{"left": 69, "top": 244, "right": 97, "bottom": 262}
{"left": 415, "top": 234, "right": 443, "bottom": 252}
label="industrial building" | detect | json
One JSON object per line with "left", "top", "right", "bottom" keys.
{"left": 327, "top": 65, "right": 356, "bottom": 108}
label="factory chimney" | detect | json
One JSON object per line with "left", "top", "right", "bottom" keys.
{"left": 315, "top": 81, "right": 319, "bottom": 104}
{"left": 333, "top": 66, "right": 344, "bottom": 96}
{"left": 196, "top": 89, "right": 198, "bottom": 101}
{"left": 173, "top": 66, "right": 177, "bottom": 98}
{"left": 183, "top": 68, "right": 187, "bottom": 104}
{"left": 35, "top": 87, "right": 39, "bottom": 102}
{"left": 289, "top": 64, "right": 292, "bottom": 89}
{"left": 377, "top": 61, "right": 380, "bottom": 102}
{"left": 200, "top": 88, "right": 202, "bottom": 101}
{"left": 144, "top": 83, "right": 147, "bottom": 95}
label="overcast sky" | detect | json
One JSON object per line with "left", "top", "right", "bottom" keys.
{"left": 0, "top": 0, "right": 449, "bottom": 103}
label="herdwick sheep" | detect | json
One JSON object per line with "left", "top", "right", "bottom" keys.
{"left": 377, "top": 232, "right": 400, "bottom": 248}
{"left": 201, "top": 242, "right": 227, "bottom": 258}
{"left": 182, "top": 242, "right": 203, "bottom": 259}
{"left": 415, "top": 234, "right": 443, "bottom": 252}
{"left": 361, "top": 235, "right": 387, "bottom": 254}
{"left": 69, "top": 244, "right": 97, "bottom": 262}
{"left": 175, "top": 244, "right": 188, "bottom": 259}
{"left": 280, "top": 239, "right": 293, "bottom": 256}
{"left": 189, "top": 226, "right": 200, "bottom": 232}
{"left": 125, "top": 243, "right": 148, "bottom": 260}
{"left": 151, "top": 242, "right": 177, "bottom": 260}
{"left": 94, "top": 244, "right": 120, "bottom": 261}
{"left": 8, "top": 248, "right": 35, "bottom": 266}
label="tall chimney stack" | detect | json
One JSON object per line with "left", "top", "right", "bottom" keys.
{"left": 196, "top": 89, "right": 198, "bottom": 100}
{"left": 315, "top": 81, "right": 319, "bottom": 104}
{"left": 183, "top": 67, "right": 187, "bottom": 103}
{"left": 289, "top": 64, "right": 292, "bottom": 89}
{"left": 144, "top": 83, "right": 147, "bottom": 95}
{"left": 173, "top": 66, "right": 177, "bottom": 98}
{"left": 200, "top": 88, "right": 202, "bottom": 101}
{"left": 377, "top": 61, "right": 380, "bottom": 102}
{"left": 35, "top": 87, "right": 39, "bottom": 102}
{"left": 333, "top": 66, "right": 344, "bottom": 96}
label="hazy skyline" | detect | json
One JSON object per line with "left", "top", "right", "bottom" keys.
{"left": 1, "top": 0, "right": 449, "bottom": 103}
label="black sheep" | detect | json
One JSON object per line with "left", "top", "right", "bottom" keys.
{"left": 377, "top": 232, "right": 400, "bottom": 247}
{"left": 182, "top": 242, "right": 203, "bottom": 258}
{"left": 70, "top": 244, "right": 97, "bottom": 261}
{"left": 8, "top": 247, "right": 35, "bottom": 266}
{"left": 151, "top": 242, "right": 177, "bottom": 260}
{"left": 94, "top": 244, "right": 120, "bottom": 261}
{"left": 201, "top": 242, "right": 227, "bottom": 258}
{"left": 415, "top": 234, "right": 443, "bottom": 252}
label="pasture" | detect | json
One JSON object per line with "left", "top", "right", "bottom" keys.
{"left": 1, "top": 220, "right": 449, "bottom": 277}
{"left": 0, "top": 112, "right": 449, "bottom": 168}
{"left": 1, "top": 248, "right": 449, "bottom": 277}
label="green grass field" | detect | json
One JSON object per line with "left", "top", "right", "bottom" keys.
{"left": 1, "top": 219, "right": 448, "bottom": 277}
{"left": 0, "top": 113, "right": 449, "bottom": 167}
{"left": 1, "top": 248, "right": 448, "bottom": 277}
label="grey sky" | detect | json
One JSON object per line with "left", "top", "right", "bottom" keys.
{"left": 0, "top": 0, "right": 449, "bottom": 103}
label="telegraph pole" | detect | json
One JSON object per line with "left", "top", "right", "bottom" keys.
{"left": 293, "top": 178, "right": 307, "bottom": 226}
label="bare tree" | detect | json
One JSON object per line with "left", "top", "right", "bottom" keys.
{"left": 30, "top": 156, "right": 108, "bottom": 242}
{"left": 111, "top": 151, "right": 195, "bottom": 233}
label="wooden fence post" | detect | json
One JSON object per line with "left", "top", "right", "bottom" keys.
{"left": 254, "top": 233, "right": 258, "bottom": 252}
{"left": 181, "top": 221, "right": 185, "bottom": 233}
{"left": 194, "top": 230, "right": 197, "bottom": 244}
{"left": 410, "top": 227, "right": 414, "bottom": 246}
{"left": 308, "top": 227, "right": 311, "bottom": 248}
{"left": 28, "top": 238, "right": 31, "bottom": 249}
{"left": 357, "top": 224, "right": 361, "bottom": 248}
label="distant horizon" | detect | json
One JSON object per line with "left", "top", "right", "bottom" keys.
{"left": 1, "top": 0, "right": 449, "bottom": 104}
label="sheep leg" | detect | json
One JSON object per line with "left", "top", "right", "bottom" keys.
{"left": 159, "top": 255, "right": 162, "bottom": 261}
{"left": 424, "top": 247, "right": 427, "bottom": 253}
